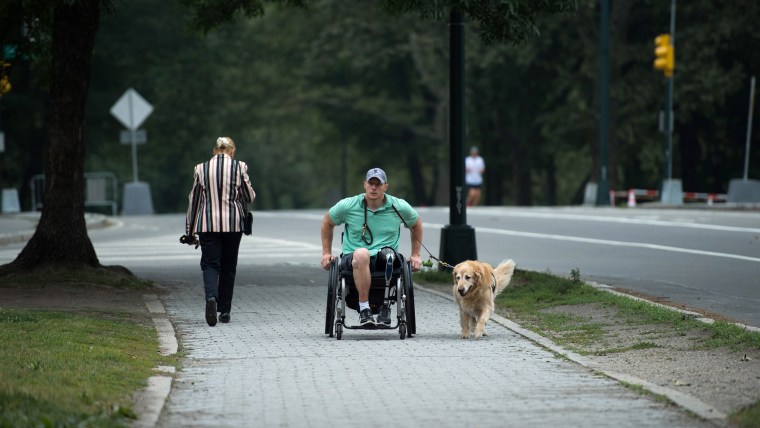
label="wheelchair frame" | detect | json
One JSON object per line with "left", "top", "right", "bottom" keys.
{"left": 324, "top": 254, "right": 416, "bottom": 340}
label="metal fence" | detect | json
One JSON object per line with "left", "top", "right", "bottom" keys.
{"left": 30, "top": 172, "right": 119, "bottom": 215}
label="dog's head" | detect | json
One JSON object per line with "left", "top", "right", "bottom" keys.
{"left": 453, "top": 261, "right": 488, "bottom": 297}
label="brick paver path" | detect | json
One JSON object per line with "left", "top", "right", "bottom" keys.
{"left": 156, "top": 267, "right": 707, "bottom": 428}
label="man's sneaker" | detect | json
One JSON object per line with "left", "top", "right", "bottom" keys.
{"left": 359, "top": 308, "right": 375, "bottom": 326}
{"left": 205, "top": 297, "right": 218, "bottom": 327}
{"left": 219, "top": 312, "right": 231, "bottom": 323}
{"left": 377, "top": 304, "right": 392, "bottom": 325}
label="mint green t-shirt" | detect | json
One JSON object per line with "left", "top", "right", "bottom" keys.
{"left": 329, "top": 194, "right": 419, "bottom": 256}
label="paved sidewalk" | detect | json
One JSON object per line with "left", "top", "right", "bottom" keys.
{"left": 155, "top": 269, "right": 710, "bottom": 428}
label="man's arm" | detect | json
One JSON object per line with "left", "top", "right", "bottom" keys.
{"left": 408, "top": 216, "right": 423, "bottom": 272}
{"left": 321, "top": 213, "right": 336, "bottom": 270}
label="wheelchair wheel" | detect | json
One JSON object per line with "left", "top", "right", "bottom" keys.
{"left": 403, "top": 261, "right": 416, "bottom": 337}
{"left": 399, "top": 323, "right": 406, "bottom": 340}
{"left": 336, "top": 322, "right": 343, "bottom": 340}
{"left": 325, "top": 259, "right": 338, "bottom": 336}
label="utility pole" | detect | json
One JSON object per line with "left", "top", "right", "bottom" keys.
{"left": 653, "top": 0, "right": 681, "bottom": 204}
{"left": 596, "top": 0, "right": 610, "bottom": 206}
{"left": 438, "top": 7, "right": 477, "bottom": 269}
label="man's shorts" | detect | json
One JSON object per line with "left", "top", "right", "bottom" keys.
{"left": 339, "top": 249, "right": 401, "bottom": 272}
{"left": 340, "top": 253, "right": 383, "bottom": 272}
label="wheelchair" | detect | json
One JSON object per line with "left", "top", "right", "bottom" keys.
{"left": 325, "top": 247, "right": 416, "bottom": 340}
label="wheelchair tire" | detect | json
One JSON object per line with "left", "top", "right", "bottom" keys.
{"left": 325, "top": 259, "right": 338, "bottom": 336}
{"left": 336, "top": 322, "right": 343, "bottom": 340}
{"left": 403, "top": 261, "right": 416, "bottom": 337}
{"left": 399, "top": 323, "right": 406, "bottom": 340}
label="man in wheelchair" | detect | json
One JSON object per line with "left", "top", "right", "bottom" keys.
{"left": 321, "top": 168, "right": 423, "bottom": 326}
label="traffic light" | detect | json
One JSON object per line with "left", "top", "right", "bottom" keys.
{"left": 654, "top": 34, "right": 674, "bottom": 78}
{"left": 0, "top": 61, "right": 10, "bottom": 96}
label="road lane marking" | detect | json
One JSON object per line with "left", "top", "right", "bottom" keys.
{"left": 466, "top": 209, "right": 760, "bottom": 234}
{"left": 425, "top": 222, "right": 760, "bottom": 264}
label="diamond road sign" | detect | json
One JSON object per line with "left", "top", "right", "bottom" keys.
{"left": 110, "top": 88, "right": 153, "bottom": 131}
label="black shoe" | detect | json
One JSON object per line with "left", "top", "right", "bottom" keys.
{"left": 205, "top": 297, "right": 217, "bottom": 326}
{"left": 377, "top": 304, "right": 392, "bottom": 325}
{"left": 359, "top": 308, "right": 375, "bottom": 326}
{"left": 219, "top": 312, "right": 230, "bottom": 323}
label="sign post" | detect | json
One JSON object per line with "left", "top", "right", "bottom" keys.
{"left": 110, "top": 88, "right": 155, "bottom": 215}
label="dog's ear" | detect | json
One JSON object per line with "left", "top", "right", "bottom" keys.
{"left": 468, "top": 263, "right": 480, "bottom": 284}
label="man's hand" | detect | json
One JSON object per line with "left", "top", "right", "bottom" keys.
{"left": 409, "top": 255, "right": 422, "bottom": 272}
{"left": 321, "top": 253, "right": 334, "bottom": 270}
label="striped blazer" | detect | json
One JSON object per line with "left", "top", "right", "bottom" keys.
{"left": 186, "top": 154, "right": 256, "bottom": 234}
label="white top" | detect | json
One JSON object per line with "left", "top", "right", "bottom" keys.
{"left": 465, "top": 155, "right": 485, "bottom": 185}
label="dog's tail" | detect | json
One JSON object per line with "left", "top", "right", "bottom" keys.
{"left": 492, "top": 259, "right": 516, "bottom": 296}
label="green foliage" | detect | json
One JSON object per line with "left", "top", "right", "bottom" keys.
{"left": 0, "top": 308, "right": 174, "bottom": 427}
{"left": 180, "top": 0, "right": 309, "bottom": 34}
{"left": 379, "top": 0, "right": 577, "bottom": 44}
{"left": 2, "top": 0, "right": 759, "bottom": 212}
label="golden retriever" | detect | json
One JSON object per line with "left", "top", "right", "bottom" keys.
{"left": 452, "top": 259, "right": 516, "bottom": 339}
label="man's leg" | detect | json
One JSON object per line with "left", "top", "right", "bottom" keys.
{"left": 218, "top": 232, "right": 243, "bottom": 316}
{"left": 351, "top": 248, "right": 374, "bottom": 324}
{"left": 352, "top": 248, "right": 371, "bottom": 301}
{"left": 471, "top": 188, "right": 482, "bottom": 206}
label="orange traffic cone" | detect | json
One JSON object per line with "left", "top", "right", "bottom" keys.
{"left": 627, "top": 189, "right": 636, "bottom": 207}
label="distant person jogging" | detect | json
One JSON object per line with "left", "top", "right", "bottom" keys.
{"left": 465, "top": 146, "right": 485, "bottom": 206}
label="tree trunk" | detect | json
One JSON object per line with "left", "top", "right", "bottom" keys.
{"left": 1, "top": 0, "right": 101, "bottom": 273}
{"left": 507, "top": 132, "right": 532, "bottom": 206}
{"left": 545, "top": 155, "right": 557, "bottom": 205}
{"left": 678, "top": 123, "right": 700, "bottom": 191}
{"left": 403, "top": 130, "right": 427, "bottom": 205}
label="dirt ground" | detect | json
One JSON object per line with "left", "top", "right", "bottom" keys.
{"left": 420, "top": 282, "right": 760, "bottom": 423}
{"left": 0, "top": 283, "right": 154, "bottom": 323}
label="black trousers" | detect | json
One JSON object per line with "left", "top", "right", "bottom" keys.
{"left": 199, "top": 232, "right": 243, "bottom": 314}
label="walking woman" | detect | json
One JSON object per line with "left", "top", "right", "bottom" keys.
{"left": 185, "top": 137, "right": 256, "bottom": 326}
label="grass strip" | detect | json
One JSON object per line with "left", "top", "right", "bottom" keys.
{"left": 0, "top": 308, "right": 175, "bottom": 427}
{"left": 415, "top": 268, "right": 760, "bottom": 351}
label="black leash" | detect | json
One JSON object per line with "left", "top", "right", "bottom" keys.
{"left": 361, "top": 199, "right": 374, "bottom": 245}
{"left": 391, "top": 205, "right": 455, "bottom": 269}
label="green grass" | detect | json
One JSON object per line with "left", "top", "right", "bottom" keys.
{"left": 731, "top": 400, "right": 760, "bottom": 428}
{"left": 0, "top": 308, "right": 175, "bottom": 427}
{"left": 414, "top": 269, "right": 452, "bottom": 285}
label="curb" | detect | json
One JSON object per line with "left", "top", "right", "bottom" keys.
{"left": 0, "top": 213, "right": 116, "bottom": 245}
{"left": 415, "top": 283, "right": 729, "bottom": 426}
{"left": 131, "top": 294, "right": 179, "bottom": 428}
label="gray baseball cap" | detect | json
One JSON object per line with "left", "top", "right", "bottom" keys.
{"left": 365, "top": 168, "right": 387, "bottom": 183}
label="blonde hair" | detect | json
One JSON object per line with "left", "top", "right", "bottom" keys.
{"left": 213, "top": 137, "right": 236, "bottom": 155}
